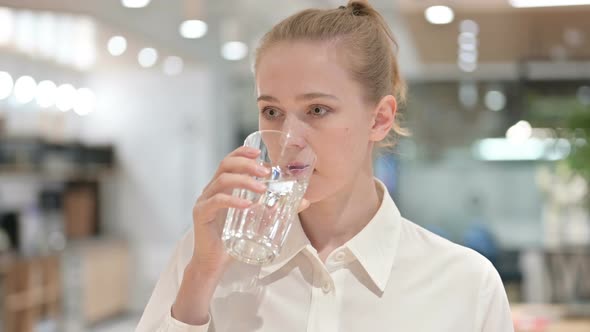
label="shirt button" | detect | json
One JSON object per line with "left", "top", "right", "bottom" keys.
{"left": 322, "top": 281, "right": 332, "bottom": 293}
{"left": 334, "top": 251, "right": 346, "bottom": 262}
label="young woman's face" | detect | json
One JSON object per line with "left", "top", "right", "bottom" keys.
{"left": 255, "top": 41, "right": 381, "bottom": 202}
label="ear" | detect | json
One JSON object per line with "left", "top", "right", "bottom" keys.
{"left": 369, "top": 95, "right": 397, "bottom": 142}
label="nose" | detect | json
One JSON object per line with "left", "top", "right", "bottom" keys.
{"left": 285, "top": 134, "right": 307, "bottom": 150}
{"left": 281, "top": 115, "right": 307, "bottom": 149}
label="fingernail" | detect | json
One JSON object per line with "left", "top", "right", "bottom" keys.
{"left": 255, "top": 182, "right": 267, "bottom": 191}
{"left": 257, "top": 166, "right": 270, "bottom": 175}
{"left": 246, "top": 147, "right": 260, "bottom": 154}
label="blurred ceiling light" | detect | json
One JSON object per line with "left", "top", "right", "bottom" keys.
{"left": 475, "top": 138, "right": 543, "bottom": 161}
{"left": 458, "top": 32, "right": 478, "bottom": 53}
{"left": 36, "top": 80, "right": 57, "bottom": 108}
{"left": 56, "top": 83, "right": 76, "bottom": 111}
{"left": 6, "top": 11, "right": 98, "bottom": 71}
{"left": 72, "top": 17, "right": 97, "bottom": 70}
{"left": 458, "top": 22, "right": 479, "bottom": 73}
{"left": 163, "top": 56, "right": 184, "bottom": 75}
{"left": 424, "top": 6, "right": 454, "bottom": 25}
{"left": 179, "top": 19, "right": 207, "bottom": 39}
{"left": 459, "top": 20, "right": 479, "bottom": 35}
{"left": 15, "top": 10, "right": 36, "bottom": 54}
{"left": 14, "top": 75, "right": 37, "bottom": 104}
{"left": 138, "top": 47, "right": 158, "bottom": 68}
{"left": 121, "top": 0, "right": 151, "bottom": 8}
{"left": 578, "top": 86, "right": 590, "bottom": 105}
{"left": 0, "top": 7, "right": 14, "bottom": 45}
{"left": 459, "top": 50, "right": 478, "bottom": 63}
{"left": 55, "top": 14, "right": 76, "bottom": 66}
{"left": 37, "top": 12, "right": 57, "bottom": 58}
{"left": 506, "top": 120, "right": 533, "bottom": 143}
{"left": 484, "top": 90, "right": 506, "bottom": 111}
{"left": 509, "top": 0, "right": 590, "bottom": 7}
{"left": 107, "top": 35, "right": 127, "bottom": 56}
{"left": 458, "top": 61, "right": 477, "bottom": 72}
{"left": 0, "top": 71, "right": 14, "bottom": 100}
{"left": 458, "top": 32, "right": 477, "bottom": 47}
{"left": 221, "top": 41, "right": 248, "bottom": 61}
{"left": 459, "top": 42, "right": 477, "bottom": 52}
{"left": 473, "top": 138, "right": 570, "bottom": 161}
{"left": 458, "top": 81, "right": 478, "bottom": 109}
{"left": 74, "top": 88, "right": 96, "bottom": 116}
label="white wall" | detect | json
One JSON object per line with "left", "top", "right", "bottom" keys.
{"left": 82, "top": 66, "right": 233, "bottom": 311}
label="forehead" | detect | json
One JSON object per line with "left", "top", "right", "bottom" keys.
{"left": 255, "top": 41, "right": 359, "bottom": 98}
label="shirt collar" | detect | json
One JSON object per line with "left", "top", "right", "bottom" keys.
{"left": 258, "top": 212, "right": 310, "bottom": 279}
{"left": 259, "top": 178, "right": 403, "bottom": 293}
{"left": 346, "top": 178, "right": 402, "bottom": 291}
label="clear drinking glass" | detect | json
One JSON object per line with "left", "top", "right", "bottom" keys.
{"left": 222, "top": 130, "right": 316, "bottom": 265}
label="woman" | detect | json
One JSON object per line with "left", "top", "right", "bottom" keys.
{"left": 137, "top": 1, "right": 513, "bottom": 331}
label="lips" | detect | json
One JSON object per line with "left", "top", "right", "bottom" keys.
{"left": 287, "top": 163, "right": 311, "bottom": 175}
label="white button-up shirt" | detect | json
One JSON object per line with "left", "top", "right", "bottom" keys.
{"left": 136, "top": 180, "right": 514, "bottom": 332}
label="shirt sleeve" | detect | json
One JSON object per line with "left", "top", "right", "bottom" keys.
{"left": 475, "top": 260, "right": 515, "bottom": 332}
{"left": 135, "top": 229, "right": 213, "bottom": 332}
{"left": 155, "top": 311, "right": 211, "bottom": 332}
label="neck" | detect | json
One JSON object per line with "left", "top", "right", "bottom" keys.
{"left": 299, "top": 169, "right": 382, "bottom": 261}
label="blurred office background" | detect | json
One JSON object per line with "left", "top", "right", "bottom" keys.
{"left": 0, "top": 0, "right": 589, "bottom": 331}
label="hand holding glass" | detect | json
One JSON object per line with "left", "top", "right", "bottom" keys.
{"left": 222, "top": 130, "right": 316, "bottom": 265}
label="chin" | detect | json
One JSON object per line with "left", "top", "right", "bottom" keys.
{"left": 302, "top": 173, "right": 327, "bottom": 203}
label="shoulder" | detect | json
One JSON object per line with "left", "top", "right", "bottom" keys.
{"left": 394, "top": 217, "right": 512, "bottom": 330}
{"left": 397, "top": 217, "right": 498, "bottom": 282}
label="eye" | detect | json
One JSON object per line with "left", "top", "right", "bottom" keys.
{"left": 261, "top": 107, "right": 283, "bottom": 120}
{"left": 309, "top": 106, "right": 329, "bottom": 117}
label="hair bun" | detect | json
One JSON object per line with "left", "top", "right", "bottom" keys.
{"left": 348, "top": 1, "right": 371, "bottom": 16}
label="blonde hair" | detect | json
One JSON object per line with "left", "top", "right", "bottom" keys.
{"left": 254, "top": 0, "right": 410, "bottom": 149}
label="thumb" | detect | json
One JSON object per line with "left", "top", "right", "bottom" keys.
{"left": 297, "top": 198, "right": 311, "bottom": 213}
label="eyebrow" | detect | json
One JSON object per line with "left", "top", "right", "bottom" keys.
{"left": 257, "top": 92, "right": 339, "bottom": 103}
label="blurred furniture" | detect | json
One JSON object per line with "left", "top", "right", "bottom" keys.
{"left": 63, "top": 181, "right": 99, "bottom": 239}
{"left": 0, "top": 138, "right": 114, "bottom": 242}
{"left": 0, "top": 137, "right": 123, "bottom": 330}
{"left": 513, "top": 304, "right": 590, "bottom": 332}
{"left": 63, "top": 239, "right": 129, "bottom": 326}
{"left": 520, "top": 246, "right": 590, "bottom": 305}
{"left": 0, "top": 138, "right": 114, "bottom": 176}
{"left": 0, "top": 254, "right": 61, "bottom": 332}
{"left": 497, "top": 249, "right": 524, "bottom": 303}
{"left": 544, "top": 246, "right": 590, "bottom": 303}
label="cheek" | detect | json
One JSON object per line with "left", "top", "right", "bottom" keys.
{"left": 304, "top": 126, "right": 369, "bottom": 201}
{"left": 312, "top": 126, "right": 363, "bottom": 169}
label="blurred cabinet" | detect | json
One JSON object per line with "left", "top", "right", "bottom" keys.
{"left": 63, "top": 181, "right": 99, "bottom": 239}
{"left": 1, "top": 254, "right": 61, "bottom": 332}
{"left": 63, "top": 239, "right": 129, "bottom": 327}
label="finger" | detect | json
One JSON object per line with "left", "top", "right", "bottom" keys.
{"left": 297, "top": 198, "right": 310, "bottom": 213}
{"left": 203, "top": 173, "right": 267, "bottom": 199}
{"left": 229, "top": 146, "right": 261, "bottom": 158}
{"left": 214, "top": 156, "right": 270, "bottom": 179}
{"left": 194, "top": 193, "right": 252, "bottom": 225}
